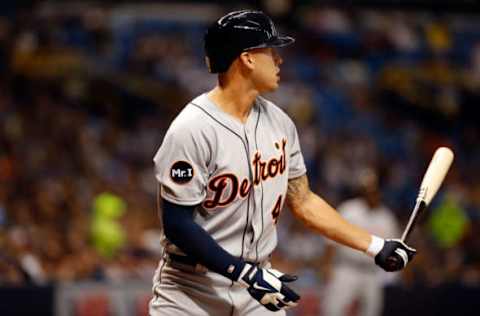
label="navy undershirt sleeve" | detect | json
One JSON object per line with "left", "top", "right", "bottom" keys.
{"left": 162, "top": 199, "right": 246, "bottom": 281}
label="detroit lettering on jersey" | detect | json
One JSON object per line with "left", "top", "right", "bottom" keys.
{"left": 203, "top": 138, "right": 286, "bottom": 209}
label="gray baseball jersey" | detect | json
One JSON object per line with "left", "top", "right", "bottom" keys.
{"left": 153, "top": 93, "right": 306, "bottom": 264}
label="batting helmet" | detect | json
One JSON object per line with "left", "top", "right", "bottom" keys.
{"left": 204, "top": 10, "right": 295, "bottom": 73}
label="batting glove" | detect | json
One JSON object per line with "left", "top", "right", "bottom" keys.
{"left": 368, "top": 237, "right": 417, "bottom": 272}
{"left": 238, "top": 263, "right": 300, "bottom": 311}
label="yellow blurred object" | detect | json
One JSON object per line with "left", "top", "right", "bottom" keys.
{"left": 12, "top": 31, "right": 85, "bottom": 79}
{"left": 426, "top": 23, "right": 451, "bottom": 52}
{"left": 90, "top": 192, "right": 127, "bottom": 258}
{"left": 428, "top": 194, "right": 469, "bottom": 248}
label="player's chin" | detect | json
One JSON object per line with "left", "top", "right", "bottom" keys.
{"left": 260, "top": 85, "right": 278, "bottom": 93}
{"left": 262, "top": 79, "right": 280, "bottom": 92}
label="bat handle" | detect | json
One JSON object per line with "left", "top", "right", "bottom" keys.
{"left": 401, "top": 199, "right": 427, "bottom": 243}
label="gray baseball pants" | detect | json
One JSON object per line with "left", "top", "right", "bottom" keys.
{"left": 149, "top": 259, "right": 285, "bottom": 316}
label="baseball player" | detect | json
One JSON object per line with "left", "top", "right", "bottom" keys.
{"left": 322, "top": 169, "right": 400, "bottom": 316}
{"left": 150, "top": 10, "right": 416, "bottom": 316}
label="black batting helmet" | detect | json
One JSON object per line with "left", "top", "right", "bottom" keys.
{"left": 204, "top": 10, "right": 295, "bottom": 73}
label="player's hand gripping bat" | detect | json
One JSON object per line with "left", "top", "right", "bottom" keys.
{"left": 400, "top": 147, "right": 454, "bottom": 243}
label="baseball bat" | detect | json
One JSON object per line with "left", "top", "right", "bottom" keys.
{"left": 400, "top": 147, "right": 454, "bottom": 243}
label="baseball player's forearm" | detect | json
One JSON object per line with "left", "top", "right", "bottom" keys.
{"left": 162, "top": 199, "right": 246, "bottom": 281}
{"left": 286, "top": 175, "right": 371, "bottom": 252}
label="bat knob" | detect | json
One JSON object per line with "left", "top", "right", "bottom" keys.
{"left": 386, "top": 257, "right": 400, "bottom": 271}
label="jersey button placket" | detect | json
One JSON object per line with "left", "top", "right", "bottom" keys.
{"left": 243, "top": 127, "right": 256, "bottom": 258}
{"left": 247, "top": 125, "right": 263, "bottom": 261}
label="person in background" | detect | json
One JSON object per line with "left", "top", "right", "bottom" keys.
{"left": 322, "top": 168, "right": 400, "bottom": 316}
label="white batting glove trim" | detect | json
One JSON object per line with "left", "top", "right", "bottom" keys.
{"left": 395, "top": 248, "right": 409, "bottom": 267}
{"left": 393, "top": 239, "right": 417, "bottom": 253}
{"left": 238, "top": 263, "right": 256, "bottom": 288}
{"left": 366, "top": 235, "right": 385, "bottom": 257}
{"left": 265, "top": 268, "right": 284, "bottom": 279}
{"left": 262, "top": 269, "right": 282, "bottom": 291}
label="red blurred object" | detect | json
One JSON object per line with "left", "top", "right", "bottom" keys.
{"left": 294, "top": 289, "right": 321, "bottom": 316}
{"left": 74, "top": 293, "right": 110, "bottom": 316}
{"left": 0, "top": 156, "right": 13, "bottom": 182}
{"left": 135, "top": 294, "right": 151, "bottom": 316}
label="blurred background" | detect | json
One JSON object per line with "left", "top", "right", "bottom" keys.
{"left": 1, "top": 0, "right": 480, "bottom": 315}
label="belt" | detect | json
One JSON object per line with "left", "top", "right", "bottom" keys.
{"left": 166, "top": 253, "right": 270, "bottom": 273}
{"left": 167, "top": 254, "right": 208, "bottom": 274}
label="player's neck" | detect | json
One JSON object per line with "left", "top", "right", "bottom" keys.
{"left": 208, "top": 84, "right": 258, "bottom": 124}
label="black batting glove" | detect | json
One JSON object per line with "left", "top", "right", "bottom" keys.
{"left": 238, "top": 263, "right": 300, "bottom": 311}
{"left": 374, "top": 239, "right": 417, "bottom": 272}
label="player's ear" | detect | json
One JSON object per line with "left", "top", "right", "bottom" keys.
{"left": 239, "top": 51, "right": 255, "bottom": 71}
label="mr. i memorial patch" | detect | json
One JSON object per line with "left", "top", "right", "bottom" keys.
{"left": 170, "top": 161, "right": 194, "bottom": 184}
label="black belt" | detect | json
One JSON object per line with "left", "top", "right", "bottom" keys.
{"left": 169, "top": 254, "right": 200, "bottom": 266}
{"left": 167, "top": 253, "right": 269, "bottom": 271}
{"left": 167, "top": 254, "right": 209, "bottom": 273}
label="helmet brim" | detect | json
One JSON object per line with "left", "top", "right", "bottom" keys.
{"left": 244, "top": 36, "right": 295, "bottom": 51}
{"left": 268, "top": 36, "right": 295, "bottom": 47}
